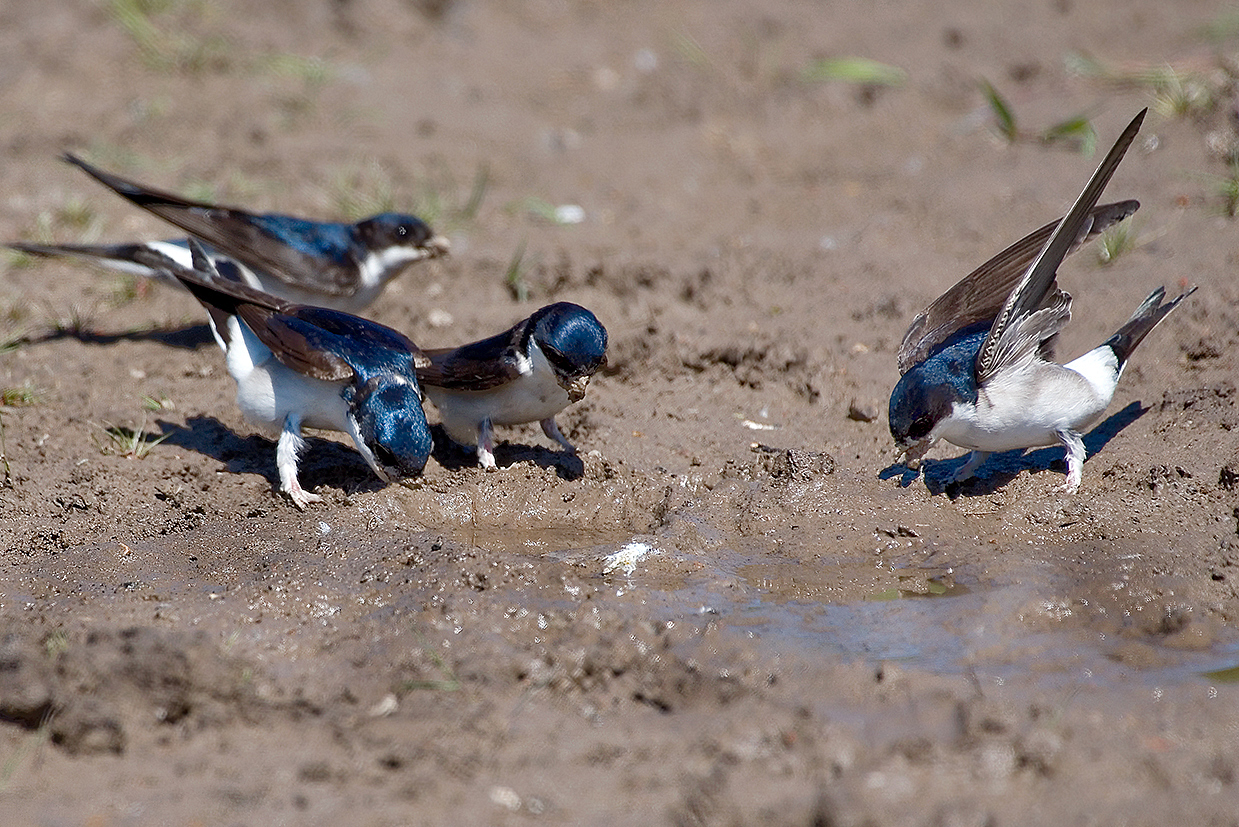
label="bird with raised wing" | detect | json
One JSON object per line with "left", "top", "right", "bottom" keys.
{"left": 889, "top": 109, "right": 1195, "bottom": 492}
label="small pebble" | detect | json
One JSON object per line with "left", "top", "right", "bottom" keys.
{"left": 848, "top": 398, "right": 878, "bottom": 422}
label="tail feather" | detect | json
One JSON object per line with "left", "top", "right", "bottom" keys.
{"left": 7, "top": 240, "right": 187, "bottom": 283}
{"left": 1104, "top": 286, "right": 1197, "bottom": 367}
{"left": 9, "top": 241, "right": 81, "bottom": 258}
{"left": 129, "top": 240, "right": 241, "bottom": 349}
{"left": 10, "top": 240, "right": 148, "bottom": 262}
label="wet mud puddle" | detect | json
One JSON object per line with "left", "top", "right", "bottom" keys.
{"left": 553, "top": 526, "right": 1239, "bottom": 693}
{"left": 30, "top": 509, "right": 1239, "bottom": 698}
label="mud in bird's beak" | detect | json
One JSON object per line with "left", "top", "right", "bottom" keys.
{"left": 423, "top": 235, "right": 451, "bottom": 258}
{"left": 898, "top": 438, "right": 932, "bottom": 469}
{"left": 561, "top": 375, "right": 591, "bottom": 403}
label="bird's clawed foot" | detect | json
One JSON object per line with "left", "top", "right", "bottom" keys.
{"left": 284, "top": 480, "right": 323, "bottom": 510}
{"left": 1056, "top": 430, "right": 1085, "bottom": 494}
{"left": 540, "top": 417, "right": 577, "bottom": 454}
{"left": 477, "top": 418, "right": 498, "bottom": 471}
{"left": 951, "top": 451, "right": 990, "bottom": 484}
{"left": 277, "top": 418, "right": 321, "bottom": 508}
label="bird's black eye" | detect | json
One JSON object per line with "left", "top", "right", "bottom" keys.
{"left": 395, "top": 224, "right": 409, "bottom": 238}
{"left": 542, "top": 347, "right": 575, "bottom": 375}
{"left": 374, "top": 444, "right": 400, "bottom": 469}
{"left": 908, "top": 416, "right": 933, "bottom": 440}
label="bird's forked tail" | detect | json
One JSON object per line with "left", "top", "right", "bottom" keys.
{"left": 1104, "top": 285, "right": 1197, "bottom": 368}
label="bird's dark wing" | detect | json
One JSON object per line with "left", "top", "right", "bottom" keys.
{"left": 240, "top": 311, "right": 358, "bottom": 382}
{"left": 132, "top": 240, "right": 365, "bottom": 380}
{"left": 896, "top": 200, "right": 1139, "bottom": 374}
{"left": 417, "top": 322, "right": 529, "bottom": 391}
{"left": 264, "top": 306, "right": 430, "bottom": 380}
{"left": 63, "top": 154, "right": 360, "bottom": 296}
{"left": 974, "top": 109, "right": 1146, "bottom": 385}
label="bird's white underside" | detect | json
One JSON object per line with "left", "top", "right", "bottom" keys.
{"left": 213, "top": 316, "right": 376, "bottom": 505}
{"left": 934, "top": 345, "right": 1121, "bottom": 455}
{"left": 423, "top": 340, "right": 571, "bottom": 450}
{"left": 351, "top": 244, "right": 438, "bottom": 308}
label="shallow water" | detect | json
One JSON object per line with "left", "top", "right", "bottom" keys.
{"left": 571, "top": 530, "right": 1239, "bottom": 692}
{"left": 736, "top": 589, "right": 1239, "bottom": 688}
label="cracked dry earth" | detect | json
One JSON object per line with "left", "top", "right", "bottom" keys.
{"left": 3, "top": 1, "right": 1239, "bottom": 825}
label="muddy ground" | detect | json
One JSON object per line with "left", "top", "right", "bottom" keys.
{"left": 2, "top": 1, "right": 1239, "bottom": 824}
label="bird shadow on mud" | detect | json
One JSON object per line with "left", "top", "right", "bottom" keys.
{"left": 156, "top": 416, "right": 388, "bottom": 500}
{"left": 156, "top": 417, "right": 584, "bottom": 502}
{"left": 878, "top": 401, "right": 1147, "bottom": 497}
{"left": 428, "top": 424, "right": 585, "bottom": 480}
{"left": 27, "top": 322, "right": 215, "bottom": 350}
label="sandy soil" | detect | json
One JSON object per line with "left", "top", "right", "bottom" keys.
{"left": 3, "top": 1, "right": 1239, "bottom": 824}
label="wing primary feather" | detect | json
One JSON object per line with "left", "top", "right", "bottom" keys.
{"left": 417, "top": 318, "right": 530, "bottom": 391}
{"left": 896, "top": 199, "right": 1138, "bottom": 374}
{"left": 975, "top": 109, "right": 1146, "bottom": 384}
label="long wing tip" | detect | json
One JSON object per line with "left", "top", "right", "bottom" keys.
{"left": 974, "top": 111, "right": 1147, "bottom": 382}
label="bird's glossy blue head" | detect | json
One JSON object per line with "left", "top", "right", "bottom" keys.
{"left": 351, "top": 376, "right": 433, "bottom": 479}
{"left": 529, "top": 302, "right": 608, "bottom": 380}
{"left": 356, "top": 213, "right": 444, "bottom": 254}
{"left": 889, "top": 329, "right": 983, "bottom": 453}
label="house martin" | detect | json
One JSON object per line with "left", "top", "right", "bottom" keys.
{"left": 889, "top": 109, "right": 1195, "bottom": 492}
{"left": 9, "top": 154, "right": 448, "bottom": 312}
{"left": 416, "top": 303, "right": 608, "bottom": 469}
{"left": 134, "top": 240, "right": 434, "bottom": 508}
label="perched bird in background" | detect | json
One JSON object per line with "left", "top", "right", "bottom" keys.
{"left": 8, "top": 154, "right": 449, "bottom": 312}
{"left": 889, "top": 109, "right": 1195, "bottom": 492}
{"left": 134, "top": 240, "right": 434, "bottom": 508}
{"left": 417, "top": 303, "right": 608, "bottom": 469}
